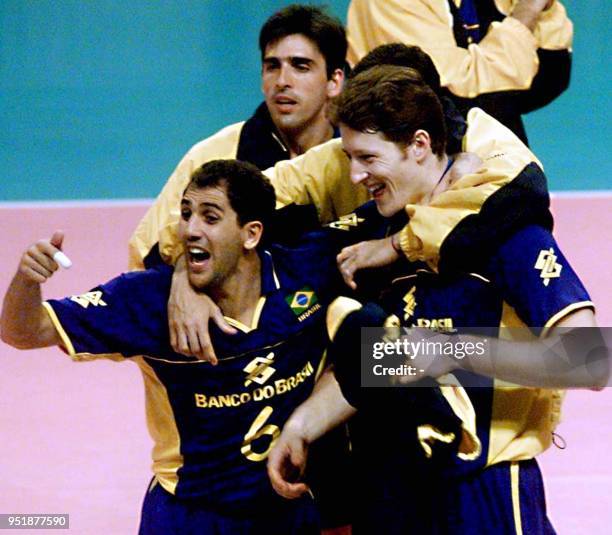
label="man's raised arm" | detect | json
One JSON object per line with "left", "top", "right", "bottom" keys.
{"left": 1, "top": 231, "right": 66, "bottom": 349}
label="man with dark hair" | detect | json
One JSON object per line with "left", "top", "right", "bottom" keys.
{"left": 348, "top": 43, "right": 467, "bottom": 153}
{"left": 1, "top": 159, "right": 352, "bottom": 534}
{"left": 333, "top": 67, "right": 448, "bottom": 159}
{"left": 130, "top": 4, "right": 349, "bottom": 271}
{"left": 268, "top": 66, "right": 604, "bottom": 533}
{"left": 259, "top": 4, "right": 347, "bottom": 81}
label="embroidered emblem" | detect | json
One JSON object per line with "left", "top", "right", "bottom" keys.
{"left": 403, "top": 286, "right": 417, "bottom": 321}
{"left": 534, "top": 248, "right": 562, "bottom": 286}
{"left": 70, "top": 291, "right": 107, "bottom": 308}
{"left": 328, "top": 213, "right": 365, "bottom": 231}
{"left": 286, "top": 287, "right": 317, "bottom": 313}
{"left": 243, "top": 352, "right": 276, "bottom": 386}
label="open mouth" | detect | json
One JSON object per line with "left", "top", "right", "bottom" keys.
{"left": 368, "top": 183, "right": 386, "bottom": 198}
{"left": 188, "top": 247, "right": 211, "bottom": 270}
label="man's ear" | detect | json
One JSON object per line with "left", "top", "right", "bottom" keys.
{"left": 242, "top": 221, "right": 263, "bottom": 251}
{"left": 327, "top": 68, "right": 345, "bottom": 98}
{"left": 409, "top": 129, "right": 432, "bottom": 162}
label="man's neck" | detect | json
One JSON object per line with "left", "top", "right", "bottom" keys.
{"left": 210, "top": 254, "right": 262, "bottom": 328}
{"left": 420, "top": 154, "right": 451, "bottom": 206}
{"left": 278, "top": 120, "right": 335, "bottom": 159}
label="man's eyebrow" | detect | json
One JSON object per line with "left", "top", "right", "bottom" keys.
{"left": 180, "top": 199, "right": 224, "bottom": 211}
{"left": 263, "top": 55, "right": 315, "bottom": 64}
{"left": 200, "top": 202, "right": 224, "bottom": 211}
{"left": 290, "top": 56, "right": 314, "bottom": 64}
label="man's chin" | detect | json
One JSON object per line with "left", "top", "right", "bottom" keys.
{"left": 188, "top": 273, "right": 210, "bottom": 292}
{"left": 375, "top": 201, "right": 395, "bottom": 218}
{"left": 270, "top": 112, "right": 301, "bottom": 132}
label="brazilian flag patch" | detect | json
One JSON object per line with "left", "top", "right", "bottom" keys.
{"left": 286, "top": 286, "right": 318, "bottom": 316}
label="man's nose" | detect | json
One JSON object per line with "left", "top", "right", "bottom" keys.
{"left": 350, "top": 160, "right": 368, "bottom": 185}
{"left": 276, "top": 64, "right": 293, "bottom": 88}
{"left": 186, "top": 216, "right": 204, "bottom": 239}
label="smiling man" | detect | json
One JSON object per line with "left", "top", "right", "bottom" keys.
{"left": 268, "top": 65, "right": 603, "bottom": 534}
{"left": 1, "top": 159, "right": 352, "bottom": 534}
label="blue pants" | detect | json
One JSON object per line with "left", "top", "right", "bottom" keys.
{"left": 354, "top": 459, "right": 555, "bottom": 534}
{"left": 138, "top": 479, "right": 320, "bottom": 535}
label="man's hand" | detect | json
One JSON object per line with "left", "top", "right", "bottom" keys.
{"left": 18, "top": 231, "right": 67, "bottom": 284}
{"left": 1, "top": 232, "right": 66, "bottom": 349}
{"left": 392, "top": 328, "right": 459, "bottom": 385}
{"left": 337, "top": 236, "right": 399, "bottom": 290}
{"left": 511, "top": 0, "right": 554, "bottom": 32}
{"left": 168, "top": 255, "right": 237, "bottom": 363}
{"left": 267, "top": 419, "right": 311, "bottom": 499}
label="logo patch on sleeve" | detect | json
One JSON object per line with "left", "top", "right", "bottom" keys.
{"left": 403, "top": 286, "right": 417, "bottom": 321}
{"left": 70, "top": 291, "right": 107, "bottom": 308}
{"left": 285, "top": 286, "right": 321, "bottom": 321}
{"left": 328, "top": 212, "right": 365, "bottom": 231}
{"left": 534, "top": 248, "right": 562, "bottom": 286}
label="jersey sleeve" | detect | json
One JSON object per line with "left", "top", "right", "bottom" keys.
{"left": 128, "top": 123, "right": 244, "bottom": 270}
{"left": 264, "top": 138, "right": 370, "bottom": 224}
{"left": 488, "top": 225, "right": 594, "bottom": 335}
{"left": 43, "top": 267, "right": 174, "bottom": 361}
{"left": 346, "top": 0, "right": 539, "bottom": 98}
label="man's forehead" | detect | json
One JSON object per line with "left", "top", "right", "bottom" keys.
{"left": 341, "top": 124, "right": 377, "bottom": 145}
{"left": 182, "top": 184, "right": 230, "bottom": 208}
{"left": 263, "top": 33, "right": 323, "bottom": 60}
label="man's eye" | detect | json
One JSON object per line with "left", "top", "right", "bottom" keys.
{"left": 180, "top": 210, "right": 191, "bottom": 221}
{"left": 295, "top": 64, "right": 309, "bottom": 72}
{"left": 206, "top": 215, "right": 219, "bottom": 224}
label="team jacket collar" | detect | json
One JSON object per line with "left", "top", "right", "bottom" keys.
{"left": 260, "top": 248, "right": 281, "bottom": 295}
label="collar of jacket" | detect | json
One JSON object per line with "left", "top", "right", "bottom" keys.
{"left": 236, "top": 102, "right": 341, "bottom": 170}
{"left": 236, "top": 102, "right": 290, "bottom": 170}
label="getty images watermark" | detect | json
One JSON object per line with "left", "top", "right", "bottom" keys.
{"left": 360, "top": 327, "right": 611, "bottom": 388}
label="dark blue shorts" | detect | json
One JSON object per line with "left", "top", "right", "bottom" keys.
{"left": 354, "top": 459, "right": 555, "bottom": 534}
{"left": 138, "top": 479, "right": 320, "bottom": 535}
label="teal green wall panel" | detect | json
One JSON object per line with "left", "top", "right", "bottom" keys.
{"left": 1, "top": 0, "right": 609, "bottom": 200}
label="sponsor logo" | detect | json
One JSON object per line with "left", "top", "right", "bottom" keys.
{"left": 243, "top": 352, "right": 276, "bottom": 386}
{"left": 535, "top": 248, "right": 562, "bottom": 286}
{"left": 70, "top": 291, "right": 107, "bottom": 308}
